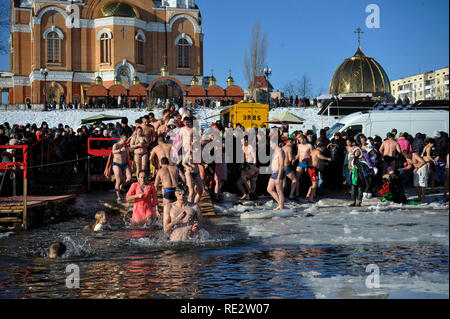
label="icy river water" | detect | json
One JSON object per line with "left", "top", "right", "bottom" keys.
{"left": 0, "top": 191, "right": 448, "bottom": 299}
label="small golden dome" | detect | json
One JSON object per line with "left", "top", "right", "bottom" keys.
{"left": 160, "top": 64, "right": 169, "bottom": 77}
{"left": 114, "top": 76, "right": 120, "bottom": 85}
{"left": 329, "top": 46, "right": 391, "bottom": 95}
{"left": 100, "top": 2, "right": 139, "bottom": 18}
{"left": 209, "top": 75, "right": 216, "bottom": 87}
{"left": 95, "top": 76, "right": 103, "bottom": 85}
{"left": 132, "top": 76, "right": 140, "bottom": 85}
{"left": 191, "top": 75, "right": 199, "bottom": 86}
{"left": 226, "top": 76, "right": 234, "bottom": 87}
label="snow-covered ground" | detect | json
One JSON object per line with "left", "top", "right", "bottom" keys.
{"left": 0, "top": 107, "right": 336, "bottom": 133}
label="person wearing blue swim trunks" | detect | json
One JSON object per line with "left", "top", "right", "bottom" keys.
{"left": 154, "top": 157, "right": 181, "bottom": 205}
{"left": 112, "top": 134, "right": 132, "bottom": 203}
{"left": 282, "top": 138, "right": 298, "bottom": 199}
{"left": 267, "top": 139, "right": 286, "bottom": 210}
{"left": 295, "top": 135, "right": 313, "bottom": 197}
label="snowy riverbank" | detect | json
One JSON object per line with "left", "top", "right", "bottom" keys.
{"left": 0, "top": 106, "right": 337, "bottom": 133}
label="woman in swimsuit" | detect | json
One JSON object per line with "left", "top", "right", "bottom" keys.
{"left": 130, "top": 126, "right": 149, "bottom": 177}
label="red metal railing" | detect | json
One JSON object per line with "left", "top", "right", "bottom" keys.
{"left": 0, "top": 145, "right": 28, "bottom": 179}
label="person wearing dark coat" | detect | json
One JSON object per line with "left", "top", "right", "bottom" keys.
{"left": 412, "top": 133, "right": 426, "bottom": 155}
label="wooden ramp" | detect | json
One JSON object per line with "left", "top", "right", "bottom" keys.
{"left": 0, "top": 194, "right": 77, "bottom": 228}
{"left": 103, "top": 191, "right": 216, "bottom": 217}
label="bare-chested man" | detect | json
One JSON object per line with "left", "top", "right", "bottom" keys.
{"left": 243, "top": 135, "right": 257, "bottom": 166}
{"left": 112, "top": 134, "right": 132, "bottom": 203}
{"left": 380, "top": 133, "right": 402, "bottom": 171}
{"left": 154, "top": 157, "right": 181, "bottom": 205}
{"left": 267, "top": 140, "right": 286, "bottom": 210}
{"left": 163, "top": 187, "right": 209, "bottom": 242}
{"left": 402, "top": 149, "right": 428, "bottom": 203}
{"left": 307, "top": 143, "right": 331, "bottom": 203}
{"left": 141, "top": 116, "right": 158, "bottom": 148}
{"left": 295, "top": 135, "right": 313, "bottom": 197}
{"left": 179, "top": 117, "right": 194, "bottom": 162}
{"left": 183, "top": 150, "right": 204, "bottom": 203}
{"left": 282, "top": 138, "right": 298, "bottom": 199}
{"left": 237, "top": 164, "right": 260, "bottom": 200}
{"left": 153, "top": 109, "right": 170, "bottom": 132}
{"left": 150, "top": 136, "right": 176, "bottom": 174}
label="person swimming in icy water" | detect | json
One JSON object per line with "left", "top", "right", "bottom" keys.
{"left": 163, "top": 186, "right": 209, "bottom": 242}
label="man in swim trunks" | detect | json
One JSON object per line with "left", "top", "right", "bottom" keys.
{"left": 379, "top": 133, "right": 402, "bottom": 174}
{"left": 112, "top": 134, "right": 132, "bottom": 203}
{"left": 295, "top": 134, "right": 313, "bottom": 197}
{"left": 150, "top": 136, "right": 177, "bottom": 176}
{"left": 163, "top": 187, "right": 208, "bottom": 242}
{"left": 154, "top": 157, "right": 182, "bottom": 205}
{"left": 282, "top": 138, "right": 298, "bottom": 199}
{"left": 307, "top": 143, "right": 332, "bottom": 203}
{"left": 267, "top": 139, "right": 286, "bottom": 210}
{"left": 402, "top": 149, "right": 428, "bottom": 203}
{"left": 182, "top": 150, "right": 203, "bottom": 203}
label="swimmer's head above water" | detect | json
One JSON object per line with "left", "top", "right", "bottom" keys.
{"left": 49, "top": 242, "right": 66, "bottom": 259}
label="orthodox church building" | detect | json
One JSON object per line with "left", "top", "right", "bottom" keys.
{"left": 0, "top": 0, "right": 243, "bottom": 106}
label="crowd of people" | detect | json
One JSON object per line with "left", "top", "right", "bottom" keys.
{"left": 1, "top": 106, "right": 449, "bottom": 240}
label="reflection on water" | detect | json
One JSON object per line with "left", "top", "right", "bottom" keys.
{"left": 0, "top": 209, "right": 448, "bottom": 299}
{"left": 0, "top": 241, "right": 448, "bottom": 298}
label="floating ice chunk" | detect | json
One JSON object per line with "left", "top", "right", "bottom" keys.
{"left": 240, "top": 209, "right": 296, "bottom": 220}
{"left": 234, "top": 204, "right": 251, "bottom": 213}
{"left": 343, "top": 225, "right": 352, "bottom": 234}
{"left": 264, "top": 200, "right": 274, "bottom": 207}
{"left": 0, "top": 232, "right": 14, "bottom": 239}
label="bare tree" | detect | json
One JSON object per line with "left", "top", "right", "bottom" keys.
{"left": 282, "top": 80, "right": 298, "bottom": 98}
{"left": 298, "top": 74, "right": 313, "bottom": 98}
{"left": 244, "top": 23, "right": 268, "bottom": 97}
{"left": 0, "top": 1, "right": 10, "bottom": 55}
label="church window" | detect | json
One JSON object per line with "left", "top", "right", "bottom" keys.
{"left": 100, "top": 33, "right": 111, "bottom": 64}
{"left": 47, "top": 32, "right": 61, "bottom": 63}
{"left": 135, "top": 34, "right": 145, "bottom": 65}
{"left": 177, "top": 38, "right": 190, "bottom": 68}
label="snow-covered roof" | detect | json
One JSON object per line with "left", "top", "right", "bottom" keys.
{"left": 20, "top": 0, "right": 33, "bottom": 8}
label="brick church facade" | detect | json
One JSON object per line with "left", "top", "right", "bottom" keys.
{"left": 1, "top": 0, "right": 210, "bottom": 106}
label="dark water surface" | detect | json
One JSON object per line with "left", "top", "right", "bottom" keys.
{"left": 0, "top": 193, "right": 448, "bottom": 299}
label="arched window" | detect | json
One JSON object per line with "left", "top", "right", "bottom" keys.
{"left": 177, "top": 38, "right": 190, "bottom": 68}
{"left": 47, "top": 31, "right": 61, "bottom": 63}
{"left": 100, "top": 33, "right": 111, "bottom": 64}
{"left": 135, "top": 34, "right": 145, "bottom": 65}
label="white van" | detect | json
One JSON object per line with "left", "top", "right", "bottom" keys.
{"left": 326, "top": 110, "right": 449, "bottom": 139}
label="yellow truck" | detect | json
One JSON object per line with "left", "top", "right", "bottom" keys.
{"left": 208, "top": 102, "right": 269, "bottom": 130}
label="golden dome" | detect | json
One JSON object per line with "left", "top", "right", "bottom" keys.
{"left": 209, "top": 75, "right": 216, "bottom": 87}
{"left": 160, "top": 64, "right": 169, "bottom": 77}
{"left": 226, "top": 76, "right": 234, "bottom": 87}
{"left": 95, "top": 76, "right": 103, "bottom": 85}
{"left": 329, "top": 46, "right": 391, "bottom": 95}
{"left": 100, "top": 2, "right": 139, "bottom": 18}
{"left": 190, "top": 75, "right": 199, "bottom": 86}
